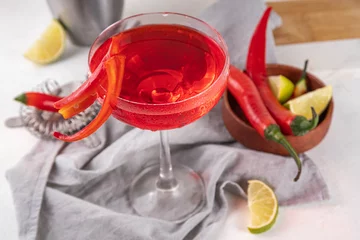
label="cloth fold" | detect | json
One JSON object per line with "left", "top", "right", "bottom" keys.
{"left": 7, "top": 1, "right": 329, "bottom": 240}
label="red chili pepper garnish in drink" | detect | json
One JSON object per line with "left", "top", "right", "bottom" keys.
{"left": 14, "top": 92, "right": 62, "bottom": 112}
{"left": 53, "top": 55, "right": 126, "bottom": 141}
{"left": 246, "top": 7, "right": 318, "bottom": 136}
{"left": 53, "top": 54, "right": 109, "bottom": 110}
{"left": 228, "top": 65, "right": 302, "bottom": 181}
{"left": 53, "top": 40, "right": 114, "bottom": 111}
{"left": 58, "top": 93, "right": 98, "bottom": 119}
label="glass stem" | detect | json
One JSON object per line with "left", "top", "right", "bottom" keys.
{"left": 156, "top": 131, "right": 178, "bottom": 190}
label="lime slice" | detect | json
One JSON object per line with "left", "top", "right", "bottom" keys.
{"left": 24, "top": 19, "right": 66, "bottom": 64}
{"left": 269, "top": 75, "right": 295, "bottom": 103}
{"left": 247, "top": 180, "right": 278, "bottom": 234}
{"left": 284, "top": 85, "right": 332, "bottom": 120}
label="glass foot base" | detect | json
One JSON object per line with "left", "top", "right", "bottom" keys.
{"left": 129, "top": 164, "right": 205, "bottom": 222}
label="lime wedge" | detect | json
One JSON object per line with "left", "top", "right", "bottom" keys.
{"left": 284, "top": 85, "right": 332, "bottom": 120}
{"left": 24, "top": 19, "right": 66, "bottom": 64}
{"left": 269, "top": 75, "right": 295, "bottom": 103}
{"left": 247, "top": 180, "right": 278, "bottom": 234}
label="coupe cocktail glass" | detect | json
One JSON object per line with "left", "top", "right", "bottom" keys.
{"left": 89, "top": 12, "right": 229, "bottom": 222}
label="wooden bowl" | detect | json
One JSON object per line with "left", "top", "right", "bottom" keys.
{"left": 222, "top": 64, "right": 334, "bottom": 156}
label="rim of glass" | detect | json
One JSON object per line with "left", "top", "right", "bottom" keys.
{"left": 88, "top": 12, "right": 230, "bottom": 107}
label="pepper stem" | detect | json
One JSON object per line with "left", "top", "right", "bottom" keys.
{"left": 265, "top": 125, "right": 302, "bottom": 181}
{"left": 278, "top": 137, "right": 302, "bottom": 182}
{"left": 299, "top": 59, "right": 308, "bottom": 82}
{"left": 291, "top": 107, "right": 319, "bottom": 136}
{"left": 307, "top": 107, "right": 319, "bottom": 129}
{"left": 14, "top": 93, "right": 27, "bottom": 104}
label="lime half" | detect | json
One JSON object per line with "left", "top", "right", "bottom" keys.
{"left": 269, "top": 75, "right": 295, "bottom": 103}
{"left": 247, "top": 180, "right": 278, "bottom": 234}
{"left": 24, "top": 19, "right": 66, "bottom": 64}
{"left": 284, "top": 85, "right": 332, "bottom": 120}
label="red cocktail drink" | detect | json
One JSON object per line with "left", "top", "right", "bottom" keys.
{"left": 88, "top": 13, "right": 229, "bottom": 222}
{"left": 90, "top": 24, "right": 227, "bottom": 130}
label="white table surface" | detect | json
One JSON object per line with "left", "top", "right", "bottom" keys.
{"left": 1, "top": 0, "right": 360, "bottom": 239}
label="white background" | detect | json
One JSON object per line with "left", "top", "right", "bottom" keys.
{"left": 1, "top": 0, "right": 360, "bottom": 239}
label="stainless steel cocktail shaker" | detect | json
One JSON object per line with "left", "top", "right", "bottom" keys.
{"left": 47, "top": 0, "right": 124, "bottom": 46}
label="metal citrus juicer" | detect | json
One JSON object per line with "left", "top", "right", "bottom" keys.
{"left": 5, "top": 79, "right": 101, "bottom": 148}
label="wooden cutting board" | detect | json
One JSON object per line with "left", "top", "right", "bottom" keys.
{"left": 267, "top": 0, "right": 360, "bottom": 45}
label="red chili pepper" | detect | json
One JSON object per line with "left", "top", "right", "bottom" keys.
{"left": 14, "top": 92, "right": 62, "bottom": 112}
{"left": 59, "top": 93, "right": 98, "bottom": 119}
{"left": 53, "top": 55, "right": 126, "bottom": 142}
{"left": 53, "top": 40, "right": 113, "bottom": 111}
{"left": 228, "top": 65, "right": 301, "bottom": 181}
{"left": 246, "top": 7, "right": 318, "bottom": 136}
{"left": 53, "top": 55, "right": 108, "bottom": 110}
{"left": 292, "top": 60, "right": 309, "bottom": 98}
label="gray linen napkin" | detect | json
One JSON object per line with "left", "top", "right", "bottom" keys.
{"left": 6, "top": 1, "right": 329, "bottom": 240}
